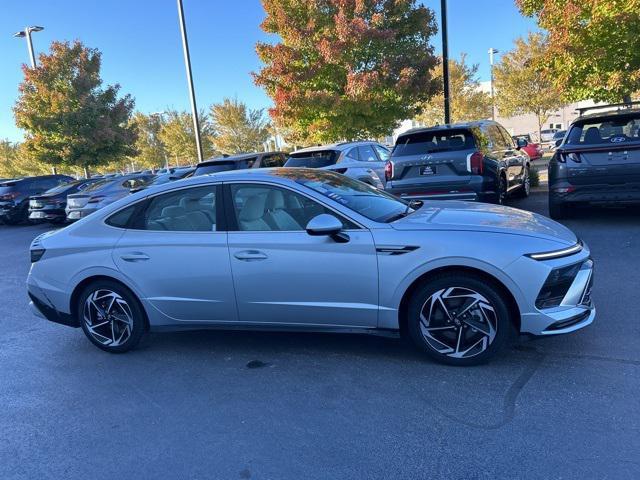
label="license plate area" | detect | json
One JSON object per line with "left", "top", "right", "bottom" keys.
{"left": 420, "top": 166, "right": 436, "bottom": 175}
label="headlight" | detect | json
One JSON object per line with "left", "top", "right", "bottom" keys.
{"left": 526, "top": 241, "right": 582, "bottom": 261}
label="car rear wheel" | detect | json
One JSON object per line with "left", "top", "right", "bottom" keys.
{"left": 515, "top": 166, "right": 531, "bottom": 198}
{"left": 492, "top": 174, "right": 507, "bottom": 205}
{"left": 78, "top": 280, "right": 146, "bottom": 353}
{"left": 407, "top": 273, "right": 514, "bottom": 366}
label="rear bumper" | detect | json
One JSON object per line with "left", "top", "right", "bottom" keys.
{"left": 385, "top": 176, "right": 496, "bottom": 202}
{"left": 27, "top": 280, "right": 78, "bottom": 328}
{"left": 66, "top": 207, "right": 98, "bottom": 221}
{"left": 29, "top": 207, "right": 66, "bottom": 222}
{"left": 0, "top": 202, "right": 22, "bottom": 219}
{"left": 550, "top": 181, "right": 640, "bottom": 204}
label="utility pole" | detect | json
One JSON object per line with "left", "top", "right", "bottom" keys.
{"left": 176, "top": 0, "right": 204, "bottom": 163}
{"left": 441, "top": 0, "right": 450, "bottom": 124}
{"left": 488, "top": 48, "right": 499, "bottom": 121}
{"left": 14, "top": 26, "right": 44, "bottom": 68}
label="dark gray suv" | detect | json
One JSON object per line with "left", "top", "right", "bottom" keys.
{"left": 385, "top": 120, "right": 530, "bottom": 204}
{"left": 548, "top": 103, "right": 640, "bottom": 219}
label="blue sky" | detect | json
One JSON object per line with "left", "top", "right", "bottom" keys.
{"left": 0, "top": 0, "right": 537, "bottom": 141}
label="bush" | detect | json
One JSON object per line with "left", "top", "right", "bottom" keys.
{"left": 529, "top": 167, "right": 540, "bottom": 187}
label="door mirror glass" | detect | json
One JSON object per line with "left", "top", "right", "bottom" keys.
{"left": 305, "top": 214, "right": 343, "bottom": 236}
{"left": 516, "top": 138, "right": 528, "bottom": 149}
{"left": 555, "top": 139, "right": 562, "bottom": 147}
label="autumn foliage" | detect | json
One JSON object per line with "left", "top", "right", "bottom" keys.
{"left": 254, "top": 0, "right": 440, "bottom": 144}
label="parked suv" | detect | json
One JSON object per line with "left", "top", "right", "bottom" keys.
{"left": 66, "top": 173, "right": 154, "bottom": 221}
{"left": 385, "top": 121, "right": 530, "bottom": 204}
{"left": 0, "top": 175, "right": 74, "bottom": 224}
{"left": 193, "top": 152, "right": 286, "bottom": 176}
{"left": 285, "top": 141, "right": 390, "bottom": 188}
{"left": 548, "top": 102, "right": 640, "bottom": 219}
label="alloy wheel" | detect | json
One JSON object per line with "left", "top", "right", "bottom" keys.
{"left": 523, "top": 169, "right": 531, "bottom": 196}
{"left": 83, "top": 289, "right": 134, "bottom": 347}
{"left": 419, "top": 287, "right": 498, "bottom": 359}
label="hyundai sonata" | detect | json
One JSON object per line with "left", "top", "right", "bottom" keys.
{"left": 27, "top": 169, "right": 594, "bottom": 365}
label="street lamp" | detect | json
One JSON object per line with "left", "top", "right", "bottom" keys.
{"left": 488, "top": 48, "right": 499, "bottom": 121}
{"left": 176, "top": 0, "right": 204, "bottom": 163}
{"left": 441, "top": 0, "right": 450, "bottom": 124}
{"left": 14, "top": 25, "right": 44, "bottom": 68}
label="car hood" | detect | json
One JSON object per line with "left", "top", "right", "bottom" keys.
{"left": 390, "top": 201, "right": 577, "bottom": 245}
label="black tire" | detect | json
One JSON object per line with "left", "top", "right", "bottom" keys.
{"left": 78, "top": 279, "right": 146, "bottom": 353}
{"left": 492, "top": 173, "right": 507, "bottom": 205}
{"left": 514, "top": 166, "right": 531, "bottom": 198}
{"left": 406, "top": 273, "right": 515, "bottom": 366}
{"left": 548, "top": 196, "right": 569, "bottom": 219}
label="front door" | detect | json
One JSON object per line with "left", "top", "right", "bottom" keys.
{"left": 112, "top": 183, "right": 237, "bottom": 323}
{"left": 225, "top": 182, "right": 379, "bottom": 328}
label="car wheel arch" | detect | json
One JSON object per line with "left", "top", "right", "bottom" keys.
{"left": 69, "top": 275, "right": 150, "bottom": 331}
{"left": 396, "top": 265, "right": 521, "bottom": 338}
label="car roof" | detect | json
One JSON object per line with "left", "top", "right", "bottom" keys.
{"left": 293, "top": 141, "right": 379, "bottom": 154}
{"left": 573, "top": 106, "right": 640, "bottom": 123}
{"left": 397, "top": 120, "right": 499, "bottom": 138}
{"left": 197, "top": 152, "right": 284, "bottom": 166}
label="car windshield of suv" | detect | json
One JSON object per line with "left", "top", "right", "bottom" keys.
{"left": 285, "top": 150, "right": 339, "bottom": 168}
{"left": 392, "top": 129, "right": 476, "bottom": 157}
{"left": 294, "top": 171, "right": 413, "bottom": 222}
{"left": 565, "top": 114, "right": 640, "bottom": 146}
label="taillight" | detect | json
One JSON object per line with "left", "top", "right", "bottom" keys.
{"left": 468, "top": 152, "right": 483, "bottom": 175}
{"left": 384, "top": 161, "right": 394, "bottom": 181}
{"left": 87, "top": 195, "right": 105, "bottom": 204}
{"left": 0, "top": 192, "right": 19, "bottom": 201}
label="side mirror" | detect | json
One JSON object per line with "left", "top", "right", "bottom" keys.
{"left": 516, "top": 138, "right": 528, "bottom": 149}
{"left": 305, "top": 214, "right": 349, "bottom": 243}
{"left": 555, "top": 139, "right": 562, "bottom": 147}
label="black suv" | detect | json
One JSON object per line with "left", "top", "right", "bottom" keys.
{"left": 193, "top": 152, "right": 286, "bottom": 176}
{"left": 385, "top": 120, "right": 530, "bottom": 204}
{"left": 28, "top": 178, "right": 101, "bottom": 224}
{"left": 0, "top": 175, "right": 74, "bottom": 224}
{"left": 548, "top": 102, "right": 640, "bottom": 219}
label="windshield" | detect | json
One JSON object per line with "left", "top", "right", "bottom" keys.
{"left": 285, "top": 150, "right": 339, "bottom": 168}
{"left": 566, "top": 114, "right": 640, "bottom": 146}
{"left": 392, "top": 129, "right": 476, "bottom": 157}
{"left": 293, "top": 171, "right": 412, "bottom": 222}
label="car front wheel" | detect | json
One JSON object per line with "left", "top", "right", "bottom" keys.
{"left": 78, "top": 280, "right": 146, "bottom": 353}
{"left": 407, "top": 273, "right": 514, "bottom": 366}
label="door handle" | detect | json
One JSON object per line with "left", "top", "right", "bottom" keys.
{"left": 120, "top": 252, "right": 150, "bottom": 262}
{"left": 234, "top": 250, "right": 268, "bottom": 261}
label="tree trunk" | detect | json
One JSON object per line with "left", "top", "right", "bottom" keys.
{"left": 83, "top": 166, "right": 90, "bottom": 179}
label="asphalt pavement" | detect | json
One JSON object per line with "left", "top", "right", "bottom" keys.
{"left": 1, "top": 191, "right": 639, "bottom": 480}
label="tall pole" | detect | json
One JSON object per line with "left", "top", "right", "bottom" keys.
{"left": 489, "top": 48, "right": 498, "bottom": 121}
{"left": 176, "top": 0, "right": 204, "bottom": 163}
{"left": 25, "top": 29, "right": 37, "bottom": 68}
{"left": 441, "top": 0, "right": 450, "bottom": 124}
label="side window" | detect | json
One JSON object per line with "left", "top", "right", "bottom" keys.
{"left": 486, "top": 126, "right": 507, "bottom": 149}
{"left": 106, "top": 204, "right": 137, "bottom": 228}
{"left": 358, "top": 145, "right": 378, "bottom": 162}
{"left": 498, "top": 126, "right": 516, "bottom": 148}
{"left": 139, "top": 185, "right": 217, "bottom": 232}
{"left": 230, "top": 184, "right": 355, "bottom": 232}
{"left": 345, "top": 148, "right": 359, "bottom": 160}
{"left": 374, "top": 145, "right": 390, "bottom": 162}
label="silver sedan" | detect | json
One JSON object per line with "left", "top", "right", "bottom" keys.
{"left": 27, "top": 169, "right": 594, "bottom": 365}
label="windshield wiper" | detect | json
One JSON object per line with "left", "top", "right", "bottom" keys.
{"left": 385, "top": 200, "right": 421, "bottom": 223}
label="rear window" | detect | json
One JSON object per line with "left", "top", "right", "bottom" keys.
{"left": 566, "top": 114, "right": 640, "bottom": 146}
{"left": 83, "top": 179, "right": 112, "bottom": 192}
{"left": 285, "top": 150, "right": 339, "bottom": 168}
{"left": 392, "top": 130, "right": 476, "bottom": 157}
{"left": 194, "top": 161, "right": 243, "bottom": 176}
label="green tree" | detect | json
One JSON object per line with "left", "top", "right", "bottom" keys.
{"left": 254, "top": 0, "right": 440, "bottom": 144}
{"left": 158, "top": 110, "right": 216, "bottom": 164}
{"left": 13, "top": 40, "right": 136, "bottom": 176}
{"left": 130, "top": 112, "right": 168, "bottom": 169}
{"left": 210, "top": 98, "right": 270, "bottom": 154}
{"left": 517, "top": 0, "right": 640, "bottom": 102}
{"left": 493, "top": 32, "right": 565, "bottom": 140}
{"left": 0, "top": 140, "right": 52, "bottom": 178}
{"left": 416, "top": 54, "right": 492, "bottom": 126}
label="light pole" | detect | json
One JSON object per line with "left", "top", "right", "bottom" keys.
{"left": 14, "top": 26, "right": 44, "bottom": 68}
{"left": 176, "top": 0, "right": 204, "bottom": 163}
{"left": 441, "top": 0, "right": 450, "bottom": 124}
{"left": 488, "top": 48, "right": 499, "bottom": 121}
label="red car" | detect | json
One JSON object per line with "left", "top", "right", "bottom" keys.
{"left": 513, "top": 134, "right": 543, "bottom": 161}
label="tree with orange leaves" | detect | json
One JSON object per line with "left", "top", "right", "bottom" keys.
{"left": 254, "top": 0, "right": 440, "bottom": 144}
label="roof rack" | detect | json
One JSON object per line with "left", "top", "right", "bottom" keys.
{"left": 576, "top": 101, "right": 640, "bottom": 116}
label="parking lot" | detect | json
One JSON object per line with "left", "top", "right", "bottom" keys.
{"left": 1, "top": 189, "right": 639, "bottom": 480}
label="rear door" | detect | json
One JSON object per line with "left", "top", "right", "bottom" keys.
{"left": 390, "top": 129, "right": 474, "bottom": 191}
{"left": 358, "top": 144, "right": 386, "bottom": 182}
{"left": 561, "top": 114, "right": 640, "bottom": 185}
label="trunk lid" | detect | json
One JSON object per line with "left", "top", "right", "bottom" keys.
{"left": 559, "top": 144, "right": 640, "bottom": 185}
{"left": 66, "top": 193, "right": 90, "bottom": 209}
